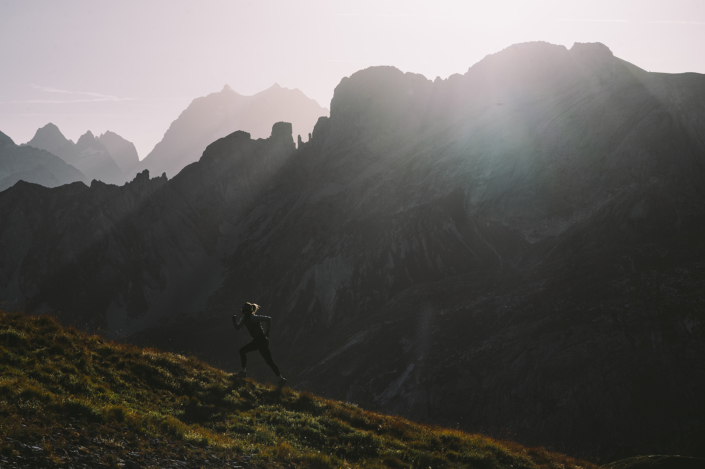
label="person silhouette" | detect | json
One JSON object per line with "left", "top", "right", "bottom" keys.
{"left": 232, "top": 302, "right": 286, "bottom": 386}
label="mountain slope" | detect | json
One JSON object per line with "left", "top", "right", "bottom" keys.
{"left": 0, "top": 130, "right": 86, "bottom": 192}
{"left": 26, "top": 124, "right": 125, "bottom": 185}
{"left": 0, "top": 130, "right": 14, "bottom": 147}
{"left": 98, "top": 130, "right": 140, "bottom": 175}
{"left": 1, "top": 42, "right": 705, "bottom": 459}
{"left": 136, "top": 84, "right": 328, "bottom": 178}
{"left": 0, "top": 311, "right": 597, "bottom": 469}
{"left": 0, "top": 124, "right": 294, "bottom": 332}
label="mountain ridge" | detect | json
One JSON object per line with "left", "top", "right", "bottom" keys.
{"left": 136, "top": 84, "right": 328, "bottom": 178}
{"left": 1, "top": 41, "right": 704, "bottom": 459}
{"left": 26, "top": 123, "right": 126, "bottom": 185}
{"left": 0, "top": 129, "right": 86, "bottom": 193}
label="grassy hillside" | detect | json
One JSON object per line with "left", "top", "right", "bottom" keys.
{"left": 0, "top": 312, "right": 597, "bottom": 469}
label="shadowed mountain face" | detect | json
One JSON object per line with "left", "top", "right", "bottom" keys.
{"left": 136, "top": 84, "right": 328, "bottom": 179}
{"left": 26, "top": 124, "right": 126, "bottom": 185}
{"left": 0, "top": 123, "right": 295, "bottom": 333}
{"left": 0, "top": 129, "right": 15, "bottom": 147}
{"left": 0, "top": 129, "right": 86, "bottom": 192}
{"left": 1, "top": 42, "right": 704, "bottom": 460}
{"left": 98, "top": 130, "right": 140, "bottom": 175}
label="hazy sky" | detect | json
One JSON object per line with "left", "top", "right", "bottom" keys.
{"left": 1, "top": 0, "right": 704, "bottom": 158}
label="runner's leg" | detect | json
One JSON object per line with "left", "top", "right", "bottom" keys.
{"left": 239, "top": 340, "right": 259, "bottom": 368}
{"left": 258, "top": 340, "right": 281, "bottom": 376}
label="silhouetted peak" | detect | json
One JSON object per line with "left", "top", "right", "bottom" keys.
{"left": 331, "top": 66, "right": 414, "bottom": 106}
{"left": 311, "top": 116, "right": 330, "bottom": 142}
{"left": 569, "top": 42, "right": 616, "bottom": 68}
{"left": 76, "top": 130, "right": 97, "bottom": 146}
{"left": 570, "top": 42, "right": 613, "bottom": 58}
{"left": 124, "top": 168, "right": 166, "bottom": 189}
{"left": 469, "top": 41, "right": 617, "bottom": 79}
{"left": 217, "top": 130, "right": 252, "bottom": 148}
{"left": 26, "top": 122, "right": 71, "bottom": 152}
{"left": 506, "top": 41, "right": 567, "bottom": 54}
{"left": 133, "top": 169, "right": 150, "bottom": 183}
{"left": 97, "top": 130, "right": 133, "bottom": 147}
{"left": 270, "top": 121, "right": 293, "bottom": 142}
{"left": 222, "top": 84, "right": 234, "bottom": 93}
{"left": 468, "top": 41, "right": 569, "bottom": 74}
{"left": 255, "top": 83, "right": 285, "bottom": 97}
{"left": 0, "top": 130, "right": 15, "bottom": 147}
{"left": 39, "top": 122, "right": 63, "bottom": 134}
{"left": 329, "top": 66, "right": 430, "bottom": 132}
{"left": 30, "top": 122, "right": 69, "bottom": 144}
{"left": 99, "top": 130, "right": 118, "bottom": 139}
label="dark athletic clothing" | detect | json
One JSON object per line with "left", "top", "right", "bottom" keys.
{"left": 239, "top": 337, "right": 280, "bottom": 375}
{"left": 244, "top": 315, "right": 266, "bottom": 340}
{"left": 234, "top": 312, "right": 280, "bottom": 376}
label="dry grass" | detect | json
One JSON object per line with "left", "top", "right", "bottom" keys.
{"left": 0, "top": 311, "right": 598, "bottom": 468}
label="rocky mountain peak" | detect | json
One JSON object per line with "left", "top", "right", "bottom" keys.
{"left": 570, "top": 41, "right": 613, "bottom": 58}
{"left": 329, "top": 66, "right": 432, "bottom": 143}
{"left": 269, "top": 121, "right": 294, "bottom": 145}
{"left": 0, "top": 129, "right": 86, "bottom": 191}
{"left": 131, "top": 168, "right": 150, "bottom": 183}
{"left": 469, "top": 41, "right": 568, "bottom": 72}
{"left": 27, "top": 122, "right": 71, "bottom": 151}
{"left": 137, "top": 83, "right": 327, "bottom": 178}
{"left": 76, "top": 130, "right": 96, "bottom": 146}
{"left": 40, "top": 128, "right": 125, "bottom": 185}
{"left": 222, "top": 84, "right": 234, "bottom": 93}
{"left": 568, "top": 42, "right": 618, "bottom": 71}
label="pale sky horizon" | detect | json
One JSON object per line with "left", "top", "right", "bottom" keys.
{"left": 1, "top": 0, "right": 704, "bottom": 158}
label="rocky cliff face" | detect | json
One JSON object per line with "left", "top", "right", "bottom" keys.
{"left": 1, "top": 42, "right": 704, "bottom": 460}
{"left": 0, "top": 129, "right": 86, "bottom": 192}
{"left": 0, "top": 122, "right": 295, "bottom": 334}
{"left": 136, "top": 84, "right": 328, "bottom": 179}
{"left": 26, "top": 124, "right": 126, "bottom": 185}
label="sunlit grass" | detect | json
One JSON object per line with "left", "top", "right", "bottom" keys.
{"left": 0, "top": 311, "right": 597, "bottom": 468}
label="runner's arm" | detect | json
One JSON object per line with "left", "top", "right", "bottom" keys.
{"left": 232, "top": 315, "right": 245, "bottom": 330}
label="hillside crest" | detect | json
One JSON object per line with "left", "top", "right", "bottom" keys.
{"left": 0, "top": 311, "right": 597, "bottom": 469}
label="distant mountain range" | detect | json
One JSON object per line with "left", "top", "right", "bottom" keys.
{"left": 25, "top": 123, "right": 126, "bottom": 185}
{"left": 5, "top": 84, "right": 327, "bottom": 189}
{"left": 1, "top": 42, "right": 704, "bottom": 460}
{"left": 0, "top": 129, "right": 85, "bottom": 192}
{"left": 136, "top": 83, "right": 328, "bottom": 178}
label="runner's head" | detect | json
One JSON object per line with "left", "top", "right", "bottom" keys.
{"left": 241, "top": 302, "right": 259, "bottom": 316}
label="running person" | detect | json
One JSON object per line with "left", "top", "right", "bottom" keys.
{"left": 232, "top": 302, "right": 286, "bottom": 385}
